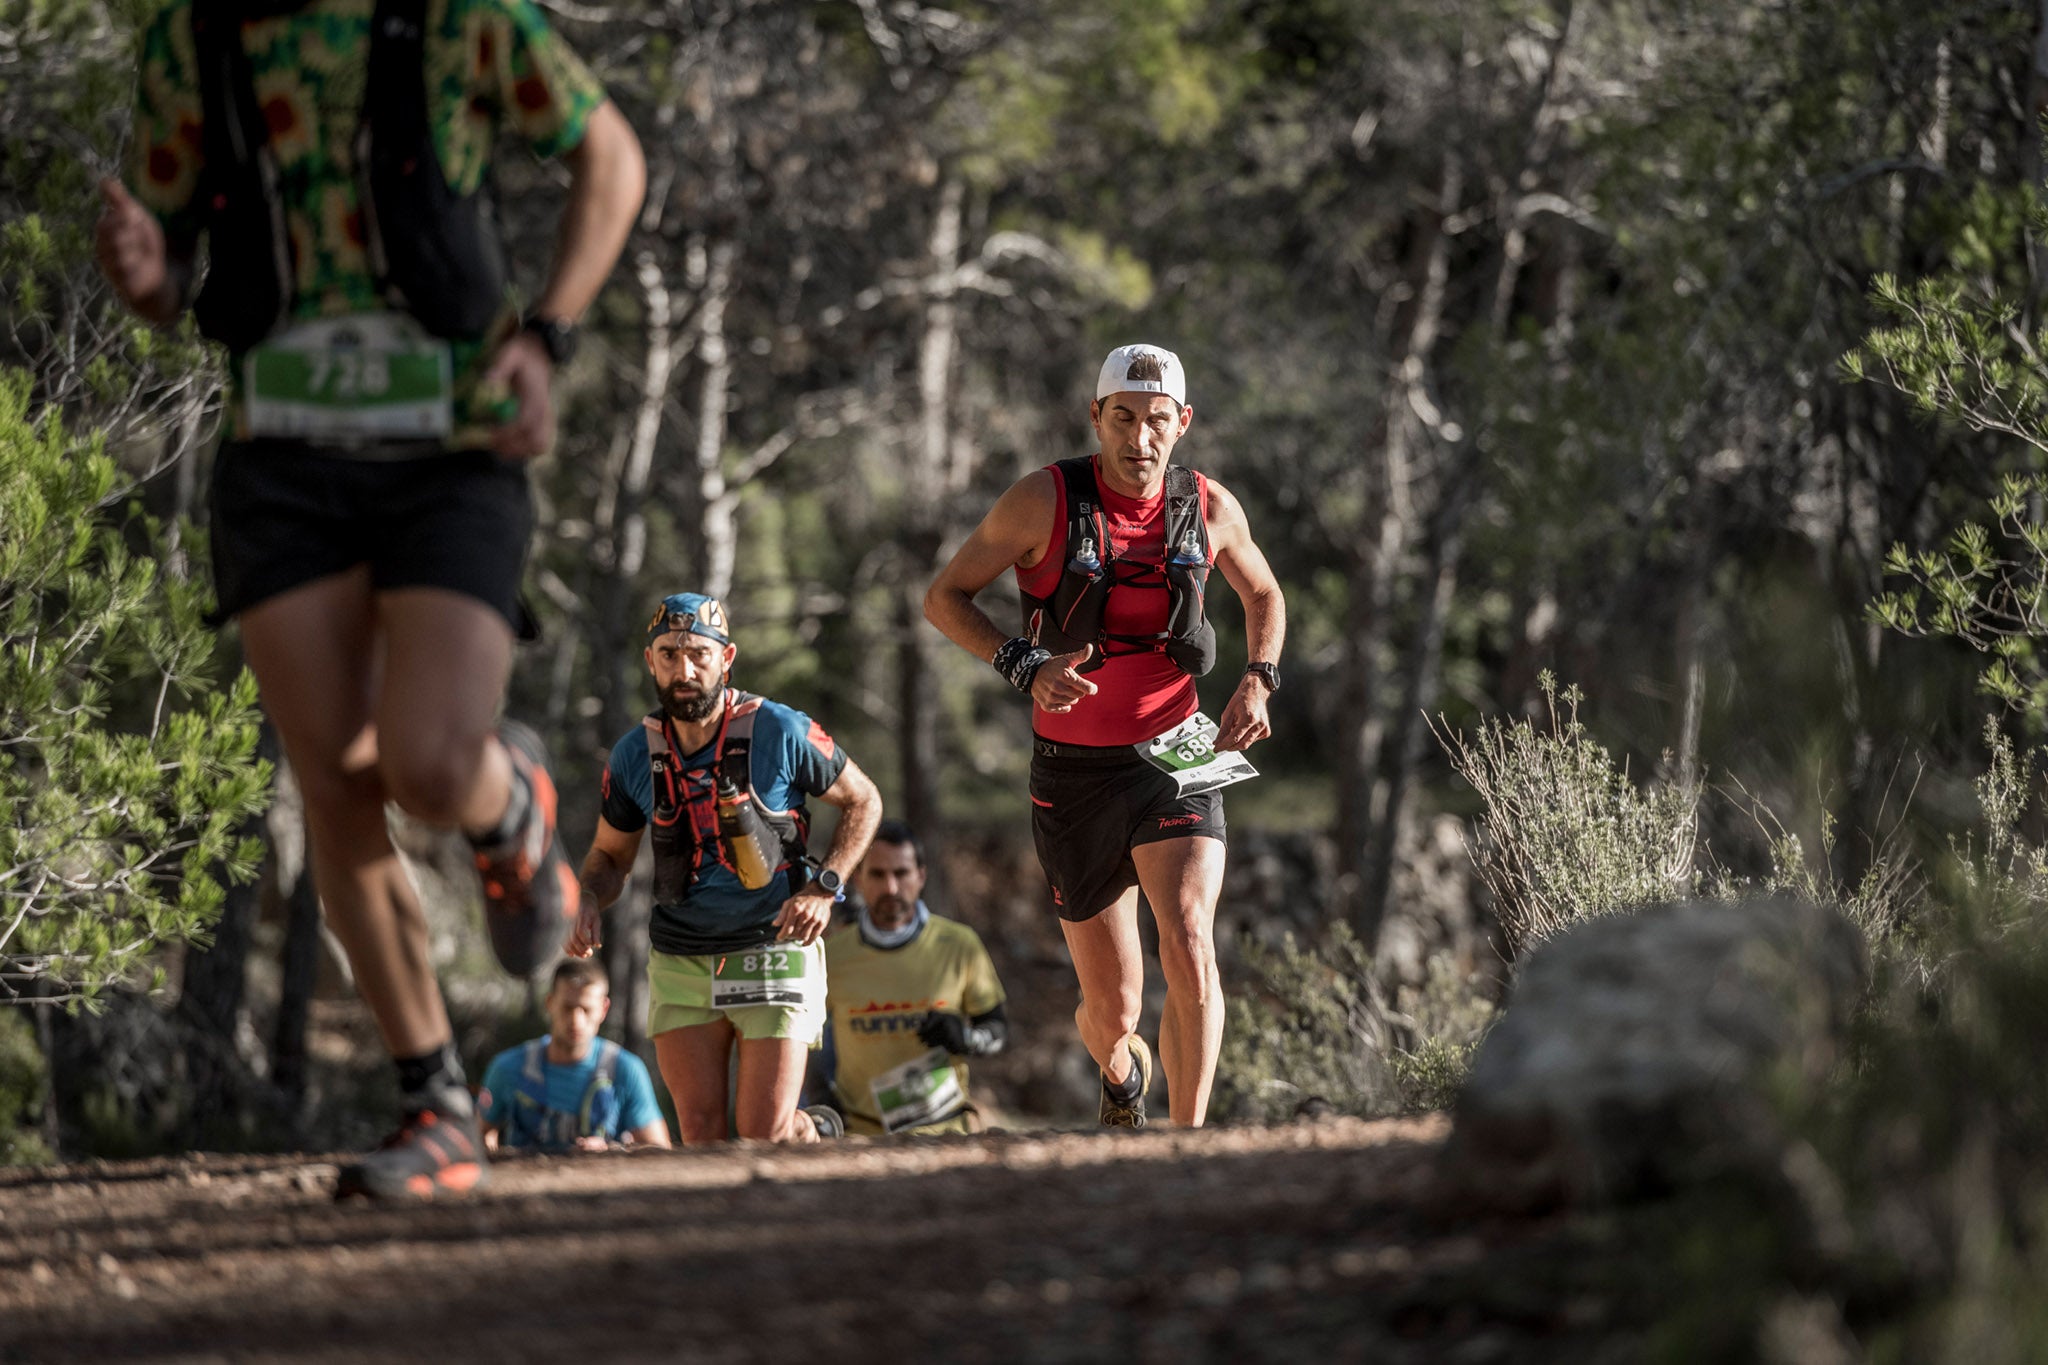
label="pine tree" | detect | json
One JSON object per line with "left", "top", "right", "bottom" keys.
{"left": 0, "top": 369, "right": 269, "bottom": 1008}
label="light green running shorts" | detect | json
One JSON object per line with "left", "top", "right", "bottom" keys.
{"left": 647, "top": 942, "right": 827, "bottom": 1044}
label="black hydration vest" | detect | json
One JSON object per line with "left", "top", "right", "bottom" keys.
{"left": 643, "top": 693, "right": 810, "bottom": 905}
{"left": 187, "top": 0, "right": 509, "bottom": 352}
{"left": 1020, "top": 457, "right": 1217, "bottom": 678}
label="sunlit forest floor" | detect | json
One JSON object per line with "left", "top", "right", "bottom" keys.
{"left": 0, "top": 1113, "right": 1690, "bottom": 1364}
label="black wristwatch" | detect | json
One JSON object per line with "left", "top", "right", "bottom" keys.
{"left": 521, "top": 314, "right": 579, "bottom": 367}
{"left": 812, "top": 867, "right": 846, "bottom": 902}
{"left": 1245, "top": 661, "right": 1281, "bottom": 692}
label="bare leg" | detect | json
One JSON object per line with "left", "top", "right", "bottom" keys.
{"left": 239, "top": 570, "right": 449, "bottom": 1057}
{"left": 654, "top": 1020, "right": 736, "bottom": 1144}
{"left": 733, "top": 1037, "right": 820, "bottom": 1142}
{"left": 374, "top": 587, "right": 515, "bottom": 833}
{"left": 1133, "top": 837, "right": 1226, "bottom": 1127}
{"left": 1058, "top": 887, "right": 1146, "bottom": 1086}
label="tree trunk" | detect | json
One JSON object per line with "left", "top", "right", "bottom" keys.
{"left": 897, "top": 177, "right": 965, "bottom": 904}
{"left": 269, "top": 755, "right": 319, "bottom": 1133}
{"left": 1335, "top": 154, "right": 1461, "bottom": 921}
{"left": 1348, "top": 10, "right": 1581, "bottom": 942}
{"left": 1357, "top": 512, "right": 1465, "bottom": 949}
{"left": 270, "top": 823, "right": 322, "bottom": 1130}
{"left": 158, "top": 392, "right": 207, "bottom": 583}
{"left": 593, "top": 250, "right": 682, "bottom": 751}
{"left": 33, "top": 997, "right": 60, "bottom": 1158}
{"left": 691, "top": 237, "right": 740, "bottom": 599}
{"left": 2032, "top": 2, "right": 2048, "bottom": 293}
{"left": 607, "top": 839, "right": 656, "bottom": 1060}
{"left": 177, "top": 722, "right": 281, "bottom": 1144}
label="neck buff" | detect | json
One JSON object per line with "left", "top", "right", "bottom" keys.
{"left": 858, "top": 899, "right": 929, "bottom": 951}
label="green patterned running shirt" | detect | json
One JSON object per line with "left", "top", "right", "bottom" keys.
{"left": 127, "top": 0, "right": 606, "bottom": 446}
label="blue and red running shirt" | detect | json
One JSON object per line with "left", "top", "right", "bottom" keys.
{"left": 600, "top": 696, "right": 847, "bottom": 955}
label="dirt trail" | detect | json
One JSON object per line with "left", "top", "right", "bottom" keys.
{"left": 0, "top": 1116, "right": 1615, "bottom": 1364}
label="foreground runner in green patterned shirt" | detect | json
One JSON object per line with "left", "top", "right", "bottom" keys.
{"left": 97, "top": 0, "right": 645, "bottom": 1201}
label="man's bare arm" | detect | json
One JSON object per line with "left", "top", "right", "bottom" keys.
{"left": 566, "top": 817, "right": 642, "bottom": 958}
{"left": 772, "top": 758, "right": 881, "bottom": 946}
{"left": 1208, "top": 478, "right": 1286, "bottom": 752}
{"left": 924, "top": 470, "right": 1097, "bottom": 711}
{"left": 487, "top": 100, "right": 647, "bottom": 458}
{"left": 923, "top": 469, "right": 1058, "bottom": 663}
{"left": 533, "top": 100, "right": 646, "bottom": 323}
{"left": 812, "top": 759, "right": 883, "bottom": 886}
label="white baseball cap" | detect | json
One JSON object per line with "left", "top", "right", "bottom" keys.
{"left": 1095, "top": 343, "right": 1187, "bottom": 407}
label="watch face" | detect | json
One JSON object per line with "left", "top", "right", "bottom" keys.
{"left": 816, "top": 868, "right": 843, "bottom": 893}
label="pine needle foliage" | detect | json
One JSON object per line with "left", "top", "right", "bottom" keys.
{"left": 1849, "top": 189, "right": 2048, "bottom": 726}
{"left": 0, "top": 370, "right": 270, "bottom": 1008}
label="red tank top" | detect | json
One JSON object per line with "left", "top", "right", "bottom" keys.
{"left": 1016, "top": 458, "right": 1207, "bottom": 746}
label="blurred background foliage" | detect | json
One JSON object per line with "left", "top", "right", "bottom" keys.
{"left": 7, "top": 4, "right": 2048, "bottom": 1339}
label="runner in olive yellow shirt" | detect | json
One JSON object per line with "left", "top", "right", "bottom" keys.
{"left": 820, "top": 822, "right": 1008, "bottom": 1136}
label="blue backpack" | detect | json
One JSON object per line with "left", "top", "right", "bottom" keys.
{"left": 509, "top": 1039, "right": 623, "bottom": 1150}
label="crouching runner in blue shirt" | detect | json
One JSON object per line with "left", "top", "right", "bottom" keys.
{"left": 567, "top": 592, "right": 882, "bottom": 1143}
{"left": 479, "top": 958, "right": 670, "bottom": 1152}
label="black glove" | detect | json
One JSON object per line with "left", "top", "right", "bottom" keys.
{"left": 916, "top": 1010, "right": 999, "bottom": 1057}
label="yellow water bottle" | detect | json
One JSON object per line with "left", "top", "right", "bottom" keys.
{"left": 716, "top": 774, "right": 777, "bottom": 889}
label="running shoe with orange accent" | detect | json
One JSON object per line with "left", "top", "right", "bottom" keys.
{"left": 1099, "top": 1034, "right": 1153, "bottom": 1129}
{"left": 472, "top": 720, "right": 579, "bottom": 976}
{"left": 335, "top": 1092, "right": 489, "bottom": 1202}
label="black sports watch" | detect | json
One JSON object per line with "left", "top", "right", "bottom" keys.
{"left": 1245, "top": 661, "right": 1281, "bottom": 692}
{"left": 521, "top": 314, "right": 579, "bottom": 367}
{"left": 812, "top": 867, "right": 846, "bottom": 902}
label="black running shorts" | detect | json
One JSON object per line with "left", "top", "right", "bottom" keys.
{"left": 1028, "top": 736, "right": 1226, "bottom": 923}
{"left": 207, "top": 437, "right": 534, "bottom": 632}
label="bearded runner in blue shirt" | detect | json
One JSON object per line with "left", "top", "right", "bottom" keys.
{"left": 567, "top": 592, "right": 882, "bottom": 1143}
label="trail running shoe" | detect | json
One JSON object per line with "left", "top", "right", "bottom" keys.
{"left": 335, "top": 1092, "right": 488, "bottom": 1202}
{"left": 804, "top": 1104, "right": 846, "bottom": 1139}
{"left": 1099, "top": 1034, "right": 1154, "bottom": 1129}
{"left": 471, "top": 720, "right": 578, "bottom": 976}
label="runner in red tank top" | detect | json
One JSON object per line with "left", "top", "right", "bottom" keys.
{"left": 926, "top": 344, "right": 1286, "bottom": 1128}
{"left": 1013, "top": 459, "right": 1207, "bottom": 745}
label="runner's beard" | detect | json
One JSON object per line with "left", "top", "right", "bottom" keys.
{"left": 662, "top": 677, "right": 726, "bottom": 722}
{"left": 868, "top": 894, "right": 914, "bottom": 929}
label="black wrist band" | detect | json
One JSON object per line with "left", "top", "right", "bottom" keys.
{"left": 992, "top": 637, "right": 1052, "bottom": 693}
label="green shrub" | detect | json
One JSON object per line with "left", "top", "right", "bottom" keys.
{"left": 0, "top": 1006, "right": 51, "bottom": 1165}
{"left": 1214, "top": 923, "right": 1398, "bottom": 1121}
{"left": 1433, "top": 671, "right": 1700, "bottom": 954}
{"left": 0, "top": 369, "right": 270, "bottom": 1008}
{"left": 1387, "top": 954, "right": 1498, "bottom": 1113}
{"left": 1213, "top": 921, "right": 1501, "bottom": 1121}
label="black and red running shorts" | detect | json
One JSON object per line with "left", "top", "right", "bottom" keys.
{"left": 1027, "top": 736, "right": 1226, "bottom": 923}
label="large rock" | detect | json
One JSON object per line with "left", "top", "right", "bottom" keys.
{"left": 1441, "top": 895, "right": 1866, "bottom": 1210}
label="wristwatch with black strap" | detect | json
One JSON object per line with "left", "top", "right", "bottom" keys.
{"left": 520, "top": 314, "right": 579, "bottom": 367}
{"left": 1245, "top": 661, "right": 1281, "bottom": 692}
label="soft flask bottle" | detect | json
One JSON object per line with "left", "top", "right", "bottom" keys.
{"left": 715, "top": 774, "right": 778, "bottom": 889}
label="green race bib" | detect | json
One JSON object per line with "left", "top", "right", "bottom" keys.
{"left": 711, "top": 943, "right": 822, "bottom": 1010}
{"left": 243, "top": 314, "right": 454, "bottom": 442}
{"left": 1137, "top": 712, "right": 1259, "bottom": 797}
{"left": 870, "top": 1048, "right": 965, "bottom": 1133}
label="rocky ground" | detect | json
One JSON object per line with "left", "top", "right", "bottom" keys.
{"left": 0, "top": 1114, "right": 1662, "bottom": 1365}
